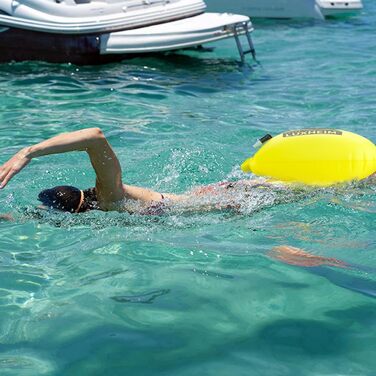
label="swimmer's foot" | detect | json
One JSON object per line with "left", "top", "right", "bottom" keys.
{"left": 269, "top": 245, "right": 348, "bottom": 268}
{"left": 0, "top": 213, "right": 13, "bottom": 222}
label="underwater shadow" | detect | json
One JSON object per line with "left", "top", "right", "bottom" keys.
{"left": 254, "top": 318, "right": 349, "bottom": 357}
{"left": 325, "top": 304, "right": 376, "bottom": 328}
{"left": 311, "top": 267, "right": 376, "bottom": 299}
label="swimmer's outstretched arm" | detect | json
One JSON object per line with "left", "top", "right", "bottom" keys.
{"left": 0, "top": 128, "right": 187, "bottom": 207}
{"left": 0, "top": 128, "right": 124, "bottom": 207}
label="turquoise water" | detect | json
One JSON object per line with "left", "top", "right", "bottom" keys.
{"left": 0, "top": 1, "right": 376, "bottom": 375}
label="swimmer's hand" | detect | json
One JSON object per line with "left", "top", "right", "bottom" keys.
{"left": 0, "top": 148, "right": 31, "bottom": 189}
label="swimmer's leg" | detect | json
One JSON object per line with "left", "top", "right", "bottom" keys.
{"left": 268, "top": 245, "right": 348, "bottom": 268}
{"left": 0, "top": 213, "right": 13, "bottom": 222}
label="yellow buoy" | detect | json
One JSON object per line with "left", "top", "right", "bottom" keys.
{"left": 241, "top": 129, "right": 376, "bottom": 186}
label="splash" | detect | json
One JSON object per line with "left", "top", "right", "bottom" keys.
{"left": 6, "top": 175, "right": 374, "bottom": 231}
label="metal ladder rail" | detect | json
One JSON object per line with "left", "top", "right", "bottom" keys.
{"left": 233, "top": 21, "right": 256, "bottom": 63}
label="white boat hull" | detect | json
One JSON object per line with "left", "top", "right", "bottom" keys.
{"left": 0, "top": 12, "right": 254, "bottom": 64}
{"left": 316, "top": 0, "right": 363, "bottom": 17}
{"left": 0, "top": 0, "right": 256, "bottom": 64}
{"left": 102, "top": 13, "right": 251, "bottom": 54}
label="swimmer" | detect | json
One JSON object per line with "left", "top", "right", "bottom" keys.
{"left": 0, "top": 128, "right": 279, "bottom": 214}
{"left": 0, "top": 128, "right": 366, "bottom": 270}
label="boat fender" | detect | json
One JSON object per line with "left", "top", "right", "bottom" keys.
{"left": 241, "top": 129, "right": 376, "bottom": 186}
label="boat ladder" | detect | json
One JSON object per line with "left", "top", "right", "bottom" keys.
{"left": 232, "top": 22, "right": 257, "bottom": 63}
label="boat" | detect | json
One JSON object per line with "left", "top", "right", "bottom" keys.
{"left": 316, "top": 0, "right": 363, "bottom": 17}
{"left": 204, "top": 0, "right": 363, "bottom": 19}
{"left": 0, "top": 0, "right": 256, "bottom": 64}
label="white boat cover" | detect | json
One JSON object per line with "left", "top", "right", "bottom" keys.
{"left": 0, "top": 0, "right": 206, "bottom": 33}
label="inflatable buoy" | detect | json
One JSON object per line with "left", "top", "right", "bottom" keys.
{"left": 241, "top": 129, "right": 376, "bottom": 186}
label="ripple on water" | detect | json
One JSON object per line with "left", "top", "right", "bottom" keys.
{"left": 0, "top": 353, "right": 56, "bottom": 375}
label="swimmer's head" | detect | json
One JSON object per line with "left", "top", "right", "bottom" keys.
{"left": 38, "top": 186, "right": 98, "bottom": 213}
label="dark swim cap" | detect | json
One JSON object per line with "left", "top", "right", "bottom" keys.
{"left": 38, "top": 186, "right": 82, "bottom": 213}
{"left": 38, "top": 186, "right": 98, "bottom": 213}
